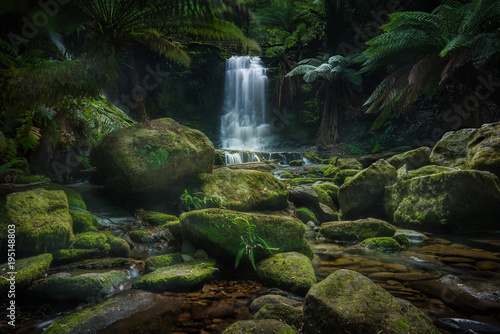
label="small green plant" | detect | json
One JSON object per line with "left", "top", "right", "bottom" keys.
{"left": 234, "top": 218, "right": 278, "bottom": 270}
{"left": 0, "top": 157, "right": 28, "bottom": 182}
{"left": 138, "top": 145, "right": 169, "bottom": 171}
{"left": 180, "top": 189, "right": 204, "bottom": 211}
{"left": 180, "top": 190, "right": 227, "bottom": 211}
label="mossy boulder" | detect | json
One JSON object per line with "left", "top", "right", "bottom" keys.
{"left": 199, "top": 168, "right": 288, "bottom": 212}
{"left": 90, "top": 118, "right": 215, "bottom": 206}
{"left": 359, "top": 237, "right": 401, "bottom": 251}
{"left": 135, "top": 209, "right": 178, "bottom": 226}
{"left": 253, "top": 304, "right": 303, "bottom": 330}
{"left": 58, "top": 258, "right": 130, "bottom": 271}
{"left": 467, "top": 121, "right": 500, "bottom": 177}
{"left": 145, "top": 253, "right": 183, "bottom": 273}
{"left": 256, "top": 252, "right": 316, "bottom": 295}
{"left": 224, "top": 320, "right": 296, "bottom": 334}
{"left": 289, "top": 185, "right": 337, "bottom": 222}
{"left": 338, "top": 160, "right": 397, "bottom": 219}
{"left": 133, "top": 258, "right": 217, "bottom": 292}
{"left": 250, "top": 294, "right": 302, "bottom": 314}
{"left": 318, "top": 218, "right": 397, "bottom": 241}
{"left": 406, "top": 165, "right": 456, "bottom": 179}
{"left": 106, "top": 234, "right": 131, "bottom": 257}
{"left": 295, "top": 207, "right": 319, "bottom": 225}
{"left": 311, "top": 185, "right": 335, "bottom": 210}
{"left": 129, "top": 230, "right": 154, "bottom": 243}
{"left": 74, "top": 232, "right": 110, "bottom": 252}
{"left": 179, "top": 209, "right": 313, "bottom": 262}
{"left": 51, "top": 249, "right": 100, "bottom": 265}
{"left": 332, "top": 169, "right": 362, "bottom": 185}
{"left": 28, "top": 270, "right": 128, "bottom": 302}
{"left": 386, "top": 147, "right": 431, "bottom": 170}
{"left": 162, "top": 220, "right": 182, "bottom": 240}
{"left": 313, "top": 182, "right": 339, "bottom": 202}
{"left": 303, "top": 269, "right": 439, "bottom": 334}
{"left": 385, "top": 170, "right": 500, "bottom": 233}
{"left": 429, "top": 128, "right": 477, "bottom": 168}
{"left": 70, "top": 210, "right": 98, "bottom": 233}
{"left": 3, "top": 189, "right": 75, "bottom": 255}
{"left": 0, "top": 253, "right": 52, "bottom": 296}
{"left": 43, "top": 183, "right": 86, "bottom": 209}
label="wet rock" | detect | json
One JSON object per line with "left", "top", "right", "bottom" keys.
{"left": 254, "top": 304, "right": 303, "bottom": 330}
{"left": 135, "top": 209, "right": 178, "bottom": 226}
{"left": 331, "top": 169, "right": 361, "bottom": 184}
{"left": 51, "top": 249, "right": 100, "bottom": 265}
{"left": 74, "top": 232, "right": 110, "bottom": 252}
{"left": 144, "top": 252, "right": 183, "bottom": 273}
{"left": 429, "top": 128, "right": 478, "bottom": 168}
{"left": 289, "top": 186, "right": 320, "bottom": 207}
{"left": 179, "top": 209, "right": 313, "bottom": 263}
{"left": 360, "top": 237, "right": 401, "bottom": 251}
{"left": 385, "top": 170, "right": 500, "bottom": 233}
{"left": 57, "top": 258, "right": 131, "bottom": 271}
{"left": 387, "top": 147, "right": 431, "bottom": 170}
{"left": 476, "top": 260, "right": 500, "bottom": 271}
{"left": 43, "top": 289, "right": 182, "bottom": 334}
{"left": 3, "top": 188, "right": 75, "bottom": 255}
{"left": 28, "top": 270, "right": 128, "bottom": 302}
{"left": 133, "top": 258, "right": 217, "bottom": 292}
{"left": 394, "top": 229, "right": 427, "bottom": 244}
{"left": 303, "top": 269, "right": 440, "bottom": 333}
{"left": 256, "top": 252, "right": 316, "bottom": 295}
{"left": 129, "top": 230, "right": 154, "bottom": 243}
{"left": 296, "top": 207, "right": 319, "bottom": 225}
{"left": 318, "top": 218, "right": 397, "bottom": 241}
{"left": 0, "top": 253, "right": 52, "bottom": 295}
{"left": 313, "top": 182, "right": 339, "bottom": 202}
{"left": 106, "top": 234, "right": 130, "bottom": 257}
{"left": 199, "top": 168, "right": 288, "bottom": 212}
{"left": 436, "top": 318, "right": 500, "bottom": 333}
{"left": 338, "top": 159, "right": 397, "bottom": 219}
{"left": 312, "top": 185, "right": 336, "bottom": 210}
{"left": 90, "top": 118, "right": 215, "bottom": 206}
{"left": 250, "top": 294, "right": 302, "bottom": 314}
{"left": 419, "top": 245, "right": 500, "bottom": 262}
{"left": 467, "top": 121, "right": 500, "bottom": 177}
{"left": 223, "top": 319, "right": 296, "bottom": 333}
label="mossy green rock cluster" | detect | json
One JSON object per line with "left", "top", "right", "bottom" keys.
{"left": 405, "top": 165, "right": 455, "bottom": 179}
{"left": 145, "top": 253, "right": 183, "bottom": 273}
{"left": 129, "top": 230, "right": 153, "bottom": 243}
{"left": 70, "top": 210, "right": 98, "bottom": 233}
{"left": 318, "top": 218, "right": 397, "bottom": 241}
{"left": 90, "top": 118, "right": 215, "bottom": 204}
{"left": 136, "top": 209, "right": 178, "bottom": 226}
{"left": 359, "top": 237, "right": 402, "bottom": 251}
{"left": 43, "top": 183, "right": 86, "bottom": 209}
{"left": 289, "top": 185, "right": 337, "bottom": 222}
{"left": 303, "top": 269, "right": 439, "bottom": 333}
{"left": 74, "top": 232, "right": 109, "bottom": 251}
{"left": 429, "top": 128, "right": 478, "bottom": 168}
{"left": 28, "top": 270, "right": 128, "bottom": 302}
{"left": 338, "top": 159, "right": 397, "bottom": 219}
{"left": 179, "top": 209, "right": 313, "bottom": 262}
{"left": 385, "top": 170, "right": 500, "bottom": 232}
{"left": 0, "top": 253, "right": 52, "bottom": 295}
{"left": 296, "top": 207, "right": 319, "bottom": 225}
{"left": 3, "top": 189, "right": 75, "bottom": 255}
{"left": 253, "top": 304, "right": 303, "bottom": 330}
{"left": 133, "top": 258, "right": 217, "bottom": 292}
{"left": 386, "top": 147, "right": 431, "bottom": 170}
{"left": 467, "top": 121, "right": 500, "bottom": 177}
{"left": 223, "top": 320, "right": 296, "bottom": 334}
{"left": 256, "top": 252, "right": 316, "bottom": 295}
{"left": 51, "top": 249, "right": 100, "bottom": 265}
{"left": 199, "top": 168, "right": 288, "bottom": 211}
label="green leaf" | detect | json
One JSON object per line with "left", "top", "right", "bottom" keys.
{"left": 235, "top": 248, "right": 246, "bottom": 269}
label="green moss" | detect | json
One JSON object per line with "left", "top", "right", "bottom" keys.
{"left": 224, "top": 320, "right": 296, "bottom": 334}
{"left": 296, "top": 207, "right": 319, "bottom": 225}
{"left": 161, "top": 220, "right": 182, "bottom": 240}
{"left": 314, "top": 182, "right": 339, "bottom": 201}
{"left": 136, "top": 209, "right": 178, "bottom": 226}
{"left": 129, "top": 230, "right": 151, "bottom": 243}
{"left": 145, "top": 253, "right": 183, "bottom": 273}
{"left": 332, "top": 169, "right": 361, "bottom": 185}
{"left": 58, "top": 258, "right": 130, "bottom": 271}
{"left": 133, "top": 259, "right": 217, "bottom": 291}
{"left": 312, "top": 186, "right": 335, "bottom": 210}
{"left": 4, "top": 189, "right": 75, "bottom": 255}
{"left": 70, "top": 210, "right": 98, "bottom": 233}
{"left": 289, "top": 159, "right": 303, "bottom": 166}
{"left": 74, "top": 232, "right": 109, "bottom": 251}
{"left": 360, "top": 237, "right": 401, "bottom": 252}
{"left": 281, "top": 171, "right": 294, "bottom": 179}
{"left": 51, "top": 249, "right": 100, "bottom": 265}
{"left": 15, "top": 175, "right": 51, "bottom": 184}
{"left": 0, "top": 253, "right": 52, "bottom": 295}
{"left": 318, "top": 219, "right": 397, "bottom": 241}
{"left": 43, "top": 184, "right": 86, "bottom": 210}
{"left": 253, "top": 304, "right": 303, "bottom": 329}
{"left": 293, "top": 177, "right": 335, "bottom": 185}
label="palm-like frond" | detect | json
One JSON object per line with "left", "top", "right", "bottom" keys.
{"left": 131, "top": 29, "right": 190, "bottom": 66}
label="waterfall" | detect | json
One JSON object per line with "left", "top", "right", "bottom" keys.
{"left": 220, "top": 56, "right": 271, "bottom": 151}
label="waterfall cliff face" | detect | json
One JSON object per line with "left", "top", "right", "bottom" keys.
{"left": 220, "top": 56, "right": 271, "bottom": 151}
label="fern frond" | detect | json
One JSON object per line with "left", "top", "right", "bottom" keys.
{"left": 132, "top": 29, "right": 190, "bottom": 66}
{"left": 440, "top": 33, "right": 475, "bottom": 57}
{"left": 286, "top": 64, "right": 317, "bottom": 77}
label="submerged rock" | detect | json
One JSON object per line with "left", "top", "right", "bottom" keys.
{"left": 133, "top": 258, "right": 217, "bottom": 292}
{"left": 429, "top": 128, "right": 478, "bottom": 168}
{"left": 256, "top": 252, "right": 316, "bottom": 295}
{"left": 318, "top": 218, "right": 397, "bottom": 241}
{"left": 179, "top": 209, "right": 313, "bottom": 263}
{"left": 199, "top": 168, "right": 288, "bottom": 212}
{"left": 303, "top": 269, "right": 439, "bottom": 333}
{"left": 385, "top": 170, "right": 500, "bottom": 232}
{"left": 224, "top": 320, "right": 296, "bottom": 334}
{"left": 90, "top": 118, "right": 215, "bottom": 206}
{"left": 0, "top": 253, "right": 52, "bottom": 295}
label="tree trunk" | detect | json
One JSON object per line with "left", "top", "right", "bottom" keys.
{"left": 319, "top": 84, "right": 338, "bottom": 147}
{"left": 129, "top": 51, "right": 152, "bottom": 128}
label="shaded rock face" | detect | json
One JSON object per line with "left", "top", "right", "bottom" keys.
{"left": 303, "top": 269, "right": 439, "bottom": 334}
{"left": 0, "top": 253, "right": 52, "bottom": 296}
{"left": 249, "top": 294, "right": 302, "bottom": 314}
{"left": 91, "top": 118, "right": 214, "bottom": 206}
{"left": 253, "top": 304, "right": 303, "bottom": 330}
{"left": 318, "top": 218, "right": 397, "bottom": 241}
{"left": 199, "top": 168, "right": 288, "bottom": 212}
{"left": 3, "top": 189, "right": 75, "bottom": 255}
{"left": 467, "top": 121, "right": 500, "bottom": 177}
{"left": 290, "top": 185, "right": 338, "bottom": 223}
{"left": 338, "top": 159, "right": 397, "bottom": 219}
{"left": 256, "top": 252, "right": 316, "bottom": 295}
{"left": 180, "top": 209, "right": 314, "bottom": 262}
{"left": 387, "top": 147, "right": 431, "bottom": 170}
{"left": 429, "top": 128, "right": 478, "bottom": 168}
{"left": 385, "top": 170, "right": 500, "bottom": 233}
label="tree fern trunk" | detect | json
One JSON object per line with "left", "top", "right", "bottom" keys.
{"left": 129, "top": 51, "right": 152, "bottom": 128}
{"left": 319, "top": 84, "right": 338, "bottom": 147}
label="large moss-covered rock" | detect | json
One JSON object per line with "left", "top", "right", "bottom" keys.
{"left": 70, "top": 210, "right": 98, "bottom": 233}
{"left": 179, "top": 209, "right": 313, "bottom": 262}
{"left": 386, "top": 147, "right": 431, "bottom": 170}
{"left": 385, "top": 170, "right": 500, "bottom": 233}
{"left": 406, "top": 165, "right": 455, "bottom": 179}
{"left": 303, "top": 269, "right": 439, "bottom": 334}
{"left": 467, "top": 121, "right": 500, "bottom": 177}
{"left": 43, "top": 183, "right": 87, "bottom": 209}
{"left": 3, "top": 189, "right": 75, "bottom": 255}
{"left": 74, "top": 232, "right": 110, "bottom": 252}
{"left": 199, "top": 168, "right": 288, "bottom": 211}
{"left": 429, "top": 128, "right": 478, "bottom": 168}
{"left": 338, "top": 160, "right": 397, "bottom": 219}
{"left": 290, "top": 186, "right": 337, "bottom": 222}
{"left": 44, "top": 290, "right": 182, "bottom": 334}
{"left": 145, "top": 253, "right": 183, "bottom": 273}
{"left": 318, "top": 218, "right": 397, "bottom": 241}
{"left": 256, "top": 252, "right": 316, "bottom": 295}
{"left": 28, "top": 270, "right": 128, "bottom": 302}
{"left": 133, "top": 258, "right": 217, "bottom": 292}
{"left": 51, "top": 249, "right": 100, "bottom": 265}
{"left": 359, "top": 237, "right": 401, "bottom": 251}
{"left": 90, "top": 118, "right": 215, "bottom": 205}
{"left": 0, "top": 253, "right": 52, "bottom": 296}
{"left": 224, "top": 320, "right": 296, "bottom": 334}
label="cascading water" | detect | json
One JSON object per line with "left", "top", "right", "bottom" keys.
{"left": 220, "top": 56, "right": 272, "bottom": 151}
